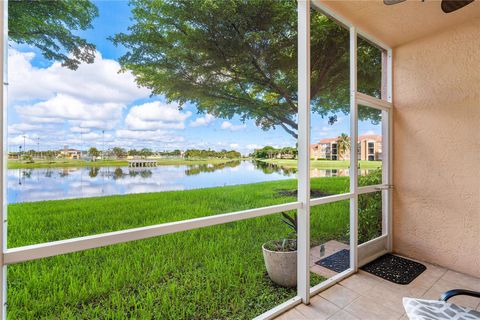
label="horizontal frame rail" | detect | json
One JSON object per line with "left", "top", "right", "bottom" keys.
{"left": 253, "top": 296, "right": 302, "bottom": 320}
{"left": 356, "top": 92, "right": 392, "bottom": 111}
{"left": 357, "top": 184, "right": 392, "bottom": 195}
{"left": 4, "top": 202, "right": 301, "bottom": 265}
{"left": 310, "top": 192, "right": 352, "bottom": 206}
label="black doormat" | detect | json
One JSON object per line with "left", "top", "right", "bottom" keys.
{"left": 361, "top": 254, "right": 426, "bottom": 285}
{"left": 315, "top": 249, "right": 350, "bottom": 273}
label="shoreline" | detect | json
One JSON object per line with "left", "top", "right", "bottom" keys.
{"left": 257, "top": 158, "right": 382, "bottom": 169}
{"left": 7, "top": 158, "right": 244, "bottom": 169}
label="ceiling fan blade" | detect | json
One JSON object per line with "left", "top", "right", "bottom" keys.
{"left": 441, "top": 0, "right": 475, "bottom": 13}
{"left": 384, "top": 0, "right": 407, "bottom": 4}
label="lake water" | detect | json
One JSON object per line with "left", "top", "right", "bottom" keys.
{"left": 7, "top": 161, "right": 361, "bottom": 204}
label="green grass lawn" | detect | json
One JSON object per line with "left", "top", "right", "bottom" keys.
{"left": 260, "top": 159, "right": 382, "bottom": 169}
{"left": 7, "top": 158, "right": 242, "bottom": 169}
{"left": 7, "top": 177, "right": 377, "bottom": 319}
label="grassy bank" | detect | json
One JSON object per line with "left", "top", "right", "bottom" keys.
{"left": 7, "top": 177, "right": 379, "bottom": 319}
{"left": 260, "top": 159, "right": 382, "bottom": 169}
{"left": 7, "top": 158, "right": 242, "bottom": 169}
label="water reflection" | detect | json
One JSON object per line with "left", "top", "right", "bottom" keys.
{"left": 8, "top": 161, "right": 380, "bottom": 204}
{"left": 252, "top": 160, "right": 296, "bottom": 175}
{"left": 8, "top": 161, "right": 293, "bottom": 204}
{"left": 89, "top": 167, "right": 99, "bottom": 178}
{"left": 184, "top": 160, "right": 241, "bottom": 176}
{"left": 252, "top": 161, "right": 374, "bottom": 178}
{"left": 311, "top": 168, "right": 349, "bottom": 177}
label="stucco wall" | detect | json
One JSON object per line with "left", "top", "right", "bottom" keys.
{"left": 393, "top": 18, "right": 480, "bottom": 277}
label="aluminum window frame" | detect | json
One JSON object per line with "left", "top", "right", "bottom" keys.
{"left": 0, "top": 1, "right": 393, "bottom": 319}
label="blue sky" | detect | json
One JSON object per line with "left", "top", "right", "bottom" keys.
{"left": 7, "top": 0, "right": 379, "bottom": 155}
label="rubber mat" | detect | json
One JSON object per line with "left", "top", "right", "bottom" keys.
{"left": 361, "top": 254, "right": 426, "bottom": 285}
{"left": 315, "top": 249, "right": 350, "bottom": 273}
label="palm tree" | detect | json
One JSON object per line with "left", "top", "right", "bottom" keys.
{"left": 336, "top": 133, "right": 351, "bottom": 160}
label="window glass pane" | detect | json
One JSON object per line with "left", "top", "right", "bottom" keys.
{"left": 8, "top": 214, "right": 297, "bottom": 318}
{"left": 358, "top": 191, "right": 383, "bottom": 244}
{"left": 357, "top": 36, "right": 385, "bottom": 99}
{"left": 7, "top": 0, "right": 299, "bottom": 246}
{"left": 310, "top": 7, "right": 350, "bottom": 198}
{"left": 310, "top": 200, "right": 351, "bottom": 288}
{"left": 357, "top": 105, "right": 383, "bottom": 186}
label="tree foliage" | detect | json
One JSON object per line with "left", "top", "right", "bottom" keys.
{"left": 9, "top": 0, "right": 99, "bottom": 70}
{"left": 250, "top": 146, "right": 297, "bottom": 159}
{"left": 112, "top": 147, "right": 127, "bottom": 159}
{"left": 336, "top": 133, "right": 350, "bottom": 159}
{"left": 113, "top": 0, "right": 382, "bottom": 138}
{"left": 358, "top": 169, "right": 382, "bottom": 243}
{"left": 184, "top": 149, "right": 240, "bottom": 159}
{"left": 140, "top": 148, "right": 153, "bottom": 158}
{"left": 88, "top": 147, "right": 100, "bottom": 158}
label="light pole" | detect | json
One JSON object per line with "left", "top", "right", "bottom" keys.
{"left": 37, "top": 137, "right": 40, "bottom": 159}
{"left": 22, "top": 135, "right": 26, "bottom": 155}
{"left": 80, "top": 131, "right": 83, "bottom": 159}
{"left": 102, "top": 130, "right": 105, "bottom": 160}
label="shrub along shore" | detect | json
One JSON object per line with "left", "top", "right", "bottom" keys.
{"left": 7, "top": 158, "right": 243, "bottom": 169}
{"left": 8, "top": 175, "right": 380, "bottom": 319}
{"left": 259, "top": 159, "right": 382, "bottom": 169}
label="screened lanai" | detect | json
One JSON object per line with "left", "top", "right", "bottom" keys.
{"left": 0, "top": 0, "right": 479, "bottom": 319}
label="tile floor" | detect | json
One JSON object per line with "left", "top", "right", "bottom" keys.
{"left": 275, "top": 256, "right": 480, "bottom": 320}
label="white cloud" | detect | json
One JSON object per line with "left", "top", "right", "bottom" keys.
{"left": 8, "top": 49, "right": 149, "bottom": 104}
{"left": 220, "top": 121, "right": 246, "bottom": 131}
{"left": 16, "top": 94, "right": 123, "bottom": 121}
{"left": 8, "top": 123, "right": 42, "bottom": 134}
{"left": 23, "top": 117, "right": 64, "bottom": 124}
{"left": 69, "top": 120, "right": 117, "bottom": 131}
{"left": 9, "top": 135, "right": 35, "bottom": 146}
{"left": 189, "top": 114, "right": 215, "bottom": 127}
{"left": 229, "top": 143, "right": 239, "bottom": 149}
{"left": 70, "top": 127, "right": 91, "bottom": 134}
{"left": 75, "top": 131, "right": 112, "bottom": 142}
{"left": 14, "top": 94, "right": 124, "bottom": 131}
{"left": 246, "top": 144, "right": 260, "bottom": 150}
{"left": 116, "top": 129, "right": 185, "bottom": 143}
{"left": 124, "top": 101, "right": 191, "bottom": 131}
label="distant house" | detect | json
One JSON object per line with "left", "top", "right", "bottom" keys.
{"left": 311, "top": 137, "right": 347, "bottom": 161}
{"left": 358, "top": 134, "right": 382, "bottom": 161}
{"left": 310, "top": 134, "right": 382, "bottom": 161}
{"left": 58, "top": 146, "right": 81, "bottom": 160}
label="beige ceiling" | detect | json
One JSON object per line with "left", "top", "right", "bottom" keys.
{"left": 315, "top": 0, "right": 480, "bottom": 48}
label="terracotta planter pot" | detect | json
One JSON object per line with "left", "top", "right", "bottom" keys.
{"left": 262, "top": 240, "right": 297, "bottom": 288}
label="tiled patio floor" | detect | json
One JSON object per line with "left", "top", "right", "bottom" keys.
{"left": 276, "top": 256, "right": 480, "bottom": 320}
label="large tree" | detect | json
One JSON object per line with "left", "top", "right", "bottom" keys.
{"left": 112, "top": 147, "right": 127, "bottom": 159}
{"left": 88, "top": 147, "right": 100, "bottom": 158}
{"left": 113, "top": 0, "right": 381, "bottom": 138}
{"left": 9, "top": 0, "right": 99, "bottom": 70}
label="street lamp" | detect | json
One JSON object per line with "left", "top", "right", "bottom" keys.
{"left": 80, "top": 131, "right": 83, "bottom": 159}
{"left": 102, "top": 130, "right": 105, "bottom": 160}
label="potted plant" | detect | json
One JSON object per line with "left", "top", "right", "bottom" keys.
{"left": 262, "top": 212, "right": 298, "bottom": 287}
